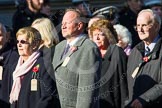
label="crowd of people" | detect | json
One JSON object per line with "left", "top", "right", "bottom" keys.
{"left": 0, "top": 0, "right": 162, "bottom": 108}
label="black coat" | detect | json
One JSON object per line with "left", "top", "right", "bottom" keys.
{"left": 99, "top": 45, "right": 128, "bottom": 108}
{"left": 118, "top": 8, "right": 141, "bottom": 48}
{"left": 9, "top": 57, "right": 60, "bottom": 108}
{"left": 0, "top": 48, "right": 19, "bottom": 108}
{"left": 12, "top": 7, "right": 47, "bottom": 35}
{"left": 39, "top": 46, "right": 55, "bottom": 79}
{"left": 126, "top": 37, "right": 162, "bottom": 108}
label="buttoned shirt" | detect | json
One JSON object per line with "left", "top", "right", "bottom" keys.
{"left": 145, "top": 35, "right": 160, "bottom": 55}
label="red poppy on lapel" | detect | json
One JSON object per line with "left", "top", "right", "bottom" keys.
{"left": 143, "top": 57, "right": 149, "bottom": 62}
{"left": 32, "top": 64, "right": 39, "bottom": 73}
{"left": 70, "top": 46, "right": 78, "bottom": 53}
{"left": 143, "top": 55, "right": 151, "bottom": 62}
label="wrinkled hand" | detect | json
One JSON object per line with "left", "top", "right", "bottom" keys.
{"left": 131, "top": 99, "right": 143, "bottom": 108}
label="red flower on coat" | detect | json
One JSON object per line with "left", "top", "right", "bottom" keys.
{"left": 32, "top": 64, "right": 39, "bottom": 73}
{"left": 70, "top": 46, "right": 78, "bottom": 53}
{"left": 143, "top": 55, "right": 151, "bottom": 62}
{"left": 143, "top": 57, "right": 149, "bottom": 62}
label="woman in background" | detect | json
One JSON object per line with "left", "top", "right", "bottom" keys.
{"left": 114, "top": 24, "right": 132, "bottom": 56}
{"left": 89, "top": 19, "right": 128, "bottom": 108}
{"left": 32, "top": 18, "right": 59, "bottom": 48}
{"left": 0, "top": 23, "right": 19, "bottom": 108}
{"left": 31, "top": 18, "right": 59, "bottom": 78}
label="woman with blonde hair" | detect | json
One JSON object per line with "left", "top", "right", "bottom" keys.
{"left": 32, "top": 18, "right": 59, "bottom": 78}
{"left": 9, "top": 27, "right": 59, "bottom": 108}
{"left": 32, "top": 18, "right": 59, "bottom": 48}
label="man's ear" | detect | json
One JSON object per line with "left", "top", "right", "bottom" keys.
{"left": 77, "top": 22, "right": 84, "bottom": 30}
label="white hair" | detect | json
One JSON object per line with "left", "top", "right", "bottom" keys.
{"left": 113, "top": 24, "right": 132, "bottom": 46}
{"left": 138, "top": 9, "right": 161, "bottom": 26}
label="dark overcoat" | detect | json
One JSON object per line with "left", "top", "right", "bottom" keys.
{"left": 99, "top": 45, "right": 128, "bottom": 108}
{"left": 0, "top": 48, "right": 19, "bottom": 108}
{"left": 126, "top": 37, "right": 162, "bottom": 108}
{"left": 10, "top": 57, "right": 60, "bottom": 108}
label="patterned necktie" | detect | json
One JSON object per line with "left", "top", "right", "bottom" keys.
{"left": 145, "top": 46, "right": 150, "bottom": 55}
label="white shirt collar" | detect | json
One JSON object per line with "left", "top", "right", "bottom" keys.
{"left": 67, "top": 34, "right": 83, "bottom": 46}
{"left": 145, "top": 35, "right": 160, "bottom": 52}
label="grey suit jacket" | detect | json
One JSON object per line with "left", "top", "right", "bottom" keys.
{"left": 52, "top": 35, "right": 102, "bottom": 108}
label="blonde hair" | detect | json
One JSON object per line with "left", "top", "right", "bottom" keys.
{"left": 32, "top": 18, "right": 59, "bottom": 48}
{"left": 89, "top": 19, "right": 118, "bottom": 44}
{"left": 16, "top": 27, "right": 42, "bottom": 51}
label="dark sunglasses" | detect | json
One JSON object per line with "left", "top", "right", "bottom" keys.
{"left": 16, "top": 40, "right": 29, "bottom": 44}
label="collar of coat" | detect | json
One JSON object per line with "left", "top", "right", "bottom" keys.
{"left": 135, "top": 37, "right": 162, "bottom": 60}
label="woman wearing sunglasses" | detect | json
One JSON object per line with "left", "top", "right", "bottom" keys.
{"left": 9, "top": 27, "right": 59, "bottom": 108}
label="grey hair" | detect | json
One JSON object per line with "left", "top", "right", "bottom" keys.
{"left": 138, "top": 9, "right": 161, "bottom": 27}
{"left": 113, "top": 24, "right": 132, "bottom": 46}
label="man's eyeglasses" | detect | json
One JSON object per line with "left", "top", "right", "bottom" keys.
{"left": 16, "top": 40, "right": 29, "bottom": 44}
{"left": 134, "top": 24, "right": 153, "bottom": 31}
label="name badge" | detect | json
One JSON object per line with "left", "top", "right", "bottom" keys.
{"left": 131, "top": 66, "right": 140, "bottom": 78}
{"left": 31, "top": 79, "right": 37, "bottom": 91}
{"left": 0, "top": 66, "right": 3, "bottom": 80}
{"left": 62, "top": 57, "right": 70, "bottom": 67}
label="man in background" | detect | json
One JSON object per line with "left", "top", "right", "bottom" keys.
{"left": 72, "top": 0, "right": 92, "bottom": 18}
{"left": 12, "top": 0, "right": 47, "bottom": 36}
{"left": 119, "top": 0, "right": 143, "bottom": 48}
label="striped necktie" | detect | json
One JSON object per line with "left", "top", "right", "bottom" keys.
{"left": 145, "top": 46, "right": 150, "bottom": 55}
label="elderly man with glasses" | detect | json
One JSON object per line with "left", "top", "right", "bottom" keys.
{"left": 126, "top": 9, "right": 162, "bottom": 108}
